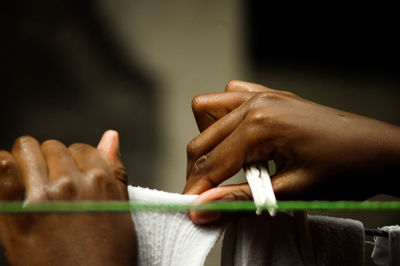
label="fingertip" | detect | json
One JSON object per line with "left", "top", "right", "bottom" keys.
{"left": 0, "top": 150, "right": 17, "bottom": 174}
{"left": 190, "top": 209, "right": 221, "bottom": 225}
{"left": 190, "top": 199, "right": 221, "bottom": 225}
{"left": 97, "top": 130, "right": 120, "bottom": 158}
{"left": 225, "top": 80, "right": 244, "bottom": 92}
{"left": 225, "top": 80, "right": 272, "bottom": 93}
{"left": 101, "top": 130, "right": 119, "bottom": 144}
{"left": 189, "top": 187, "right": 231, "bottom": 225}
{"left": 0, "top": 150, "right": 24, "bottom": 200}
{"left": 197, "top": 186, "right": 226, "bottom": 202}
{"left": 12, "top": 135, "right": 39, "bottom": 154}
{"left": 189, "top": 183, "right": 254, "bottom": 225}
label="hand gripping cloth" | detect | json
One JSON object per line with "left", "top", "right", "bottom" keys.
{"left": 128, "top": 186, "right": 225, "bottom": 266}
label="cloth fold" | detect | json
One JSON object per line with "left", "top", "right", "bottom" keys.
{"left": 128, "top": 186, "right": 224, "bottom": 266}
{"left": 221, "top": 212, "right": 364, "bottom": 266}
{"left": 371, "top": 225, "right": 400, "bottom": 266}
{"left": 128, "top": 186, "right": 365, "bottom": 266}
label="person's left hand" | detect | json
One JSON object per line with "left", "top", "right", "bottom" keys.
{"left": 0, "top": 130, "right": 137, "bottom": 266}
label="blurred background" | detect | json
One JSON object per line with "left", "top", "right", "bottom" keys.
{"left": 2, "top": 1, "right": 399, "bottom": 265}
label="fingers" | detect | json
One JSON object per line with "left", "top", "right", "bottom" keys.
{"left": 97, "top": 130, "right": 128, "bottom": 199}
{"left": 97, "top": 130, "right": 126, "bottom": 183}
{"left": 69, "top": 143, "right": 109, "bottom": 174}
{"left": 12, "top": 136, "right": 48, "bottom": 200}
{"left": 186, "top": 98, "right": 253, "bottom": 180}
{"left": 189, "top": 183, "right": 252, "bottom": 225}
{"left": 184, "top": 125, "right": 248, "bottom": 194}
{"left": 184, "top": 108, "right": 274, "bottom": 194}
{"left": 41, "top": 140, "right": 79, "bottom": 182}
{"left": 0, "top": 150, "right": 24, "bottom": 200}
{"left": 190, "top": 170, "right": 310, "bottom": 224}
{"left": 97, "top": 130, "right": 120, "bottom": 162}
{"left": 192, "top": 92, "right": 255, "bottom": 132}
{"left": 40, "top": 140, "right": 81, "bottom": 199}
{"left": 68, "top": 143, "right": 120, "bottom": 198}
{"left": 225, "top": 80, "right": 273, "bottom": 93}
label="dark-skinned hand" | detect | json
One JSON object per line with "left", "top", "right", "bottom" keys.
{"left": 184, "top": 80, "right": 400, "bottom": 224}
{"left": 0, "top": 130, "right": 137, "bottom": 266}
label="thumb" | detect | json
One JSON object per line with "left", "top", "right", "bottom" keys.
{"left": 97, "top": 130, "right": 128, "bottom": 189}
{"left": 272, "top": 169, "right": 311, "bottom": 200}
{"left": 97, "top": 130, "right": 120, "bottom": 161}
{"left": 190, "top": 169, "right": 310, "bottom": 224}
{"left": 189, "top": 183, "right": 252, "bottom": 225}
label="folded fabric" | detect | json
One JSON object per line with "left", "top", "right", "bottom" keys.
{"left": 371, "top": 225, "right": 400, "bottom": 266}
{"left": 128, "top": 186, "right": 225, "bottom": 266}
{"left": 221, "top": 212, "right": 365, "bottom": 266}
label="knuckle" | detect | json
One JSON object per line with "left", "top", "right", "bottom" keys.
{"left": 191, "top": 95, "right": 205, "bottom": 113}
{"left": 87, "top": 168, "right": 109, "bottom": 185}
{"left": 13, "top": 136, "right": 37, "bottom": 150}
{"left": 225, "top": 80, "right": 239, "bottom": 91}
{"left": 0, "top": 152, "right": 16, "bottom": 175}
{"left": 244, "top": 109, "right": 275, "bottom": 141}
{"left": 49, "top": 177, "right": 76, "bottom": 198}
{"left": 26, "top": 187, "right": 49, "bottom": 202}
{"left": 255, "top": 92, "right": 280, "bottom": 102}
{"left": 41, "top": 139, "right": 61, "bottom": 149}
{"left": 186, "top": 139, "right": 200, "bottom": 160}
{"left": 69, "top": 142, "right": 89, "bottom": 150}
{"left": 280, "top": 90, "right": 297, "bottom": 97}
{"left": 86, "top": 168, "right": 118, "bottom": 196}
{"left": 193, "top": 155, "right": 208, "bottom": 174}
{"left": 246, "top": 109, "right": 270, "bottom": 124}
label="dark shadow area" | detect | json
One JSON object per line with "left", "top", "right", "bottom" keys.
{"left": 246, "top": 2, "right": 399, "bottom": 75}
{"left": 1, "top": 1, "right": 159, "bottom": 188}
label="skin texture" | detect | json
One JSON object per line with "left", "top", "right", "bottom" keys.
{"left": 184, "top": 80, "right": 400, "bottom": 224}
{"left": 0, "top": 130, "right": 137, "bottom": 266}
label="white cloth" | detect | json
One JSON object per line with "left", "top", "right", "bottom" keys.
{"left": 221, "top": 212, "right": 365, "bottom": 266}
{"left": 128, "top": 186, "right": 365, "bottom": 266}
{"left": 128, "top": 186, "right": 224, "bottom": 266}
{"left": 371, "top": 225, "right": 400, "bottom": 266}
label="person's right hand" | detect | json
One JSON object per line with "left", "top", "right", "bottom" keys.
{"left": 184, "top": 80, "right": 400, "bottom": 224}
{"left": 0, "top": 130, "right": 137, "bottom": 266}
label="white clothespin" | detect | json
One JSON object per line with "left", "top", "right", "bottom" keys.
{"left": 244, "top": 164, "right": 277, "bottom": 216}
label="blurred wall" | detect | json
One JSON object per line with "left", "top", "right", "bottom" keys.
{"left": 96, "top": 0, "right": 247, "bottom": 192}
{"left": 2, "top": 0, "right": 160, "bottom": 189}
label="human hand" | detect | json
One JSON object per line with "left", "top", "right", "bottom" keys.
{"left": 0, "top": 130, "right": 137, "bottom": 265}
{"left": 184, "top": 80, "right": 400, "bottom": 224}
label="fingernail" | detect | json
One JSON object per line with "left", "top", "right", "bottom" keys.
{"left": 193, "top": 211, "right": 220, "bottom": 225}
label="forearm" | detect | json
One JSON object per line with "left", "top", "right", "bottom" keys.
{"left": 375, "top": 122, "right": 400, "bottom": 197}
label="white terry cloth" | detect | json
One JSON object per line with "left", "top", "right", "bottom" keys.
{"left": 221, "top": 212, "right": 364, "bottom": 266}
{"left": 127, "top": 186, "right": 225, "bottom": 266}
{"left": 371, "top": 225, "right": 400, "bottom": 266}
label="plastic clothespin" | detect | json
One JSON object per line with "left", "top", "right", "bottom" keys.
{"left": 244, "top": 164, "right": 277, "bottom": 216}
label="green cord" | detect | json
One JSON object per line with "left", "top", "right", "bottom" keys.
{"left": 0, "top": 201, "right": 400, "bottom": 213}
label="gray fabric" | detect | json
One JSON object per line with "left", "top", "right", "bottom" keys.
{"left": 372, "top": 225, "right": 400, "bottom": 266}
{"left": 221, "top": 213, "right": 364, "bottom": 266}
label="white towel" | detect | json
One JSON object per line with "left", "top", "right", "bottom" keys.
{"left": 221, "top": 212, "right": 365, "bottom": 266}
{"left": 128, "top": 186, "right": 365, "bottom": 266}
{"left": 371, "top": 225, "right": 400, "bottom": 266}
{"left": 128, "top": 186, "right": 225, "bottom": 266}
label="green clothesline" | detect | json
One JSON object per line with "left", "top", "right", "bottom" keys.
{"left": 0, "top": 201, "right": 400, "bottom": 213}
